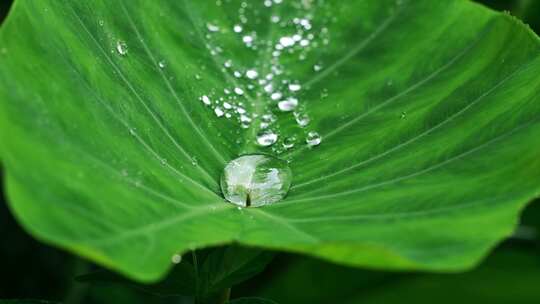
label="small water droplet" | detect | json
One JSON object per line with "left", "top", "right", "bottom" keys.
{"left": 256, "top": 130, "right": 278, "bottom": 147}
{"left": 246, "top": 69, "right": 259, "bottom": 79}
{"left": 314, "top": 64, "right": 323, "bottom": 71}
{"left": 279, "top": 36, "right": 295, "bottom": 47}
{"left": 200, "top": 95, "right": 212, "bottom": 105}
{"left": 271, "top": 92, "right": 283, "bottom": 100}
{"left": 206, "top": 23, "right": 220, "bottom": 32}
{"left": 171, "top": 254, "right": 182, "bottom": 264}
{"left": 116, "top": 40, "right": 128, "bottom": 56}
{"left": 306, "top": 131, "right": 322, "bottom": 147}
{"left": 214, "top": 107, "right": 225, "bottom": 117}
{"left": 278, "top": 97, "right": 298, "bottom": 112}
{"left": 289, "top": 83, "right": 301, "bottom": 92}
{"left": 220, "top": 154, "right": 292, "bottom": 207}
{"left": 400, "top": 111, "right": 407, "bottom": 119}
{"left": 294, "top": 112, "right": 310, "bottom": 127}
{"left": 158, "top": 61, "right": 166, "bottom": 69}
{"left": 234, "top": 87, "right": 245, "bottom": 95}
{"left": 283, "top": 136, "right": 296, "bottom": 149}
{"left": 233, "top": 24, "right": 243, "bottom": 33}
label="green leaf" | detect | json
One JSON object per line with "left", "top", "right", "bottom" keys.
{"left": 76, "top": 261, "right": 196, "bottom": 297}
{"left": 198, "top": 246, "right": 274, "bottom": 295}
{"left": 76, "top": 245, "right": 272, "bottom": 299}
{"left": 228, "top": 298, "right": 278, "bottom": 304}
{"left": 1, "top": 0, "right": 540, "bottom": 282}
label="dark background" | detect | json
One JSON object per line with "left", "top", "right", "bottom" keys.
{"left": 1, "top": 1, "right": 539, "bottom": 303}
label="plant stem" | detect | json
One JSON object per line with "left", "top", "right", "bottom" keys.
{"left": 217, "top": 288, "right": 231, "bottom": 304}
{"left": 192, "top": 250, "right": 200, "bottom": 300}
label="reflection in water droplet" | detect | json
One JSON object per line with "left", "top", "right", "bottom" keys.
{"left": 116, "top": 41, "right": 128, "bottom": 56}
{"left": 306, "top": 131, "right": 322, "bottom": 147}
{"left": 256, "top": 130, "right": 278, "bottom": 147}
{"left": 220, "top": 154, "right": 292, "bottom": 207}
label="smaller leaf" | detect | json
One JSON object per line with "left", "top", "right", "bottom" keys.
{"left": 228, "top": 298, "right": 278, "bottom": 304}
{"left": 77, "top": 261, "right": 196, "bottom": 297}
{"left": 198, "top": 245, "right": 275, "bottom": 294}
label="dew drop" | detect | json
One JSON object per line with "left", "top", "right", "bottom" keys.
{"left": 214, "top": 107, "right": 225, "bottom": 117}
{"left": 283, "top": 137, "right": 296, "bottom": 149}
{"left": 279, "top": 36, "right": 295, "bottom": 47}
{"left": 220, "top": 154, "right": 292, "bottom": 207}
{"left": 246, "top": 69, "right": 259, "bottom": 79}
{"left": 288, "top": 83, "right": 301, "bottom": 92}
{"left": 200, "top": 95, "right": 212, "bottom": 105}
{"left": 116, "top": 40, "right": 128, "bottom": 56}
{"left": 256, "top": 130, "right": 278, "bottom": 147}
{"left": 278, "top": 97, "right": 298, "bottom": 112}
{"left": 234, "top": 87, "right": 245, "bottom": 95}
{"left": 294, "top": 112, "right": 310, "bottom": 127}
{"left": 233, "top": 24, "right": 243, "bottom": 33}
{"left": 171, "top": 254, "right": 182, "bottom": 264}
{"left": 306, "top": 131, "right": 322, "bottom": 147}
{"left": 206, "top": 23, "right": 220, "bottom": 32}
{"left": 158, "top": 61, "right": 166, "bottom": 69}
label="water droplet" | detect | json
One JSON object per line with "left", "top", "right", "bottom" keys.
{"left": 220, "top": 154, "right": 292, "bottom": 207}
{"left": 116, "top": 40, "right": 128, "bottom": 56}
{"left": 271, "top": 92, "right": 283, "bottom": 100}
{"left": 233, "top": 24, "right": 243, "bottom": 33}
{"left": 234, "top": 87, "right": 245, "bottom": 95}
{"left": 256, "top": 130, "right": 278, "bottom": 147}
{"left": 400, "top": 111, "right": 407, "bottom": 119}
{"left": 288, "top": 83, "right": 301, "bottom": 92}
{"left": 314, "top": 64, "right": 323, "bottom": 71}
{"left": 214, "top": 107, "right": 225, "bottom": 117}
{"left": 294, "top": 112, "right": 310, "bottom": 127}
{"left": 206, "top": 23, "right": 220, "bottom": 32}
{"left": 243, "top": 35, "right": 254, "bottom": 45}
{"left": 200, "top": 95, "right": 212, "bottom": 105}
{"left": 278, "top": 97, "right": 298, "bottom": 112}
{"left": 246, "top": 69, "right": 259, "bottom": 79}
{"left": 158, "top": 61, "right": 166, "bottom": 69}
{"left": 306, "top": 131, "right": 322, "bottom": 147}
{"left": 171, "top": 254, "right": 182, "bottom": 264}
{"left": 279, "top": 36, "right": 295, "bottom": 47}
{"left": 283, "top": 137, "right": 296, "bottom": 149}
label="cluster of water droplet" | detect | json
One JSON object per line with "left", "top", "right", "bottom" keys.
{"left": 111, "top": 0, "right": 328, "bottom": 153}
{"left": 198, "top": 0, "right": 329, "bottom": 152}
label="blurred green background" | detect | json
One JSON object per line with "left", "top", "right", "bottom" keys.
{"left": 1, "top": 0, "right": 539, "bottom": 303}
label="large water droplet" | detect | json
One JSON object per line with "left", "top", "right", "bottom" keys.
{"left": 220, "top": 154, "right": 292, "bottom": 207}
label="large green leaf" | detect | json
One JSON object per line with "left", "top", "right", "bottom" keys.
{"left": 1, "top": 0, "right": 540, "bottom": 282}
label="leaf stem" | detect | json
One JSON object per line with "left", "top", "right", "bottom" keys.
{"left": 192, "top": 250, "right": 200, "bottom": 298}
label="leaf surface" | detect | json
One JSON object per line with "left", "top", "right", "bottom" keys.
{"left": 1, "top": 0, "right": 540, "bottom": 281}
